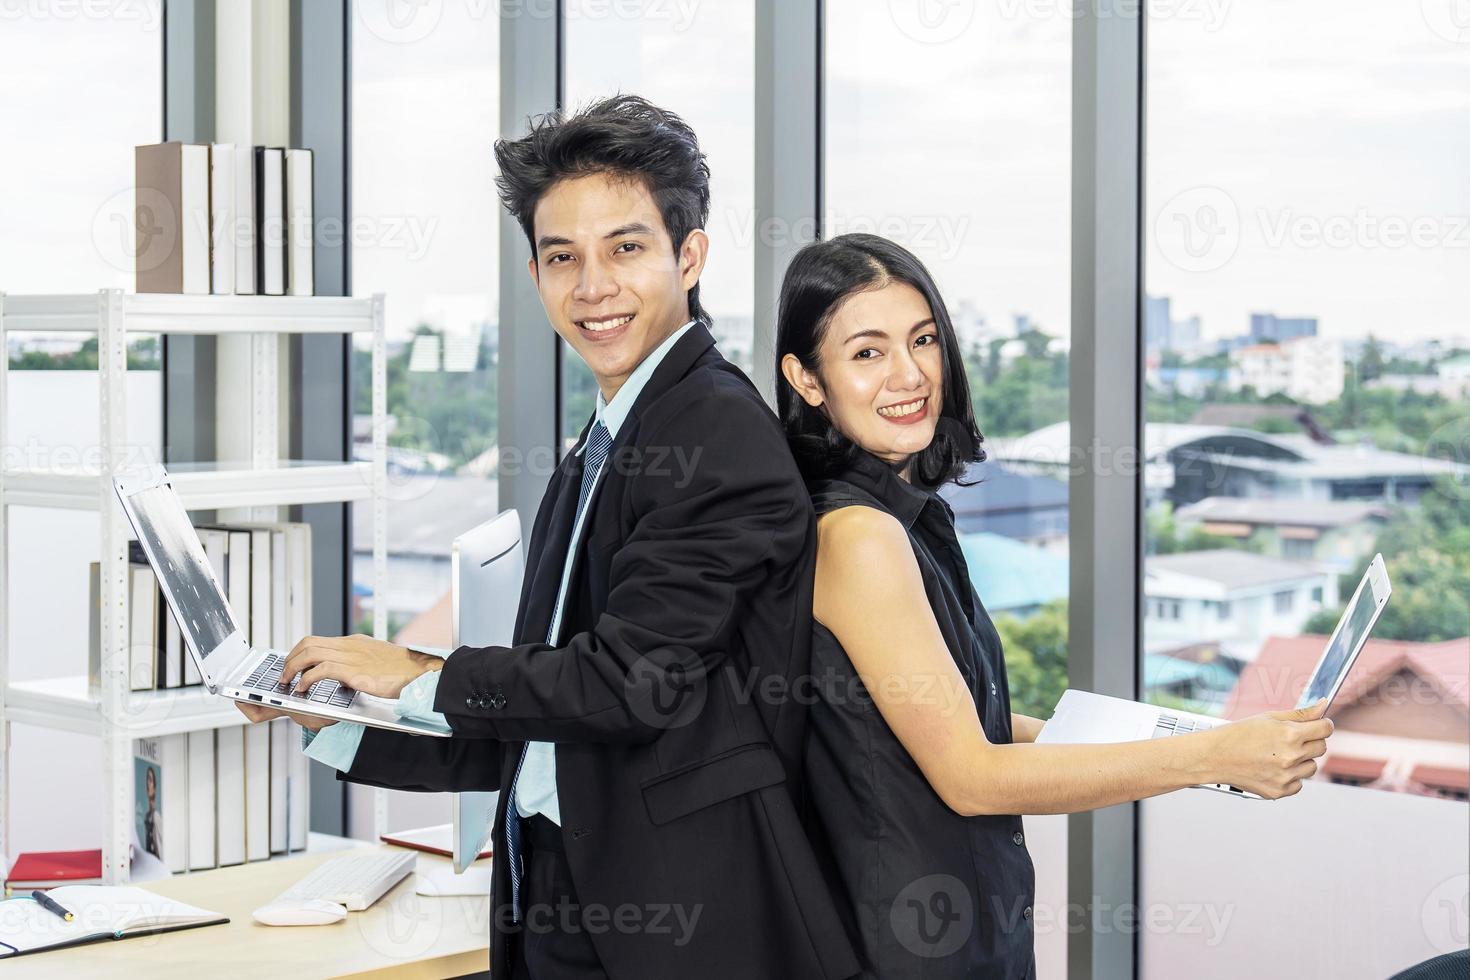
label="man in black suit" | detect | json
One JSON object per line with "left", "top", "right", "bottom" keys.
{"left": 238, "top": 96, "right": 858, "bottom": 980}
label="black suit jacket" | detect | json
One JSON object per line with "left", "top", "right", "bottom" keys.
{"left": 340, "top": 323, "right": 859, "bottom": 980}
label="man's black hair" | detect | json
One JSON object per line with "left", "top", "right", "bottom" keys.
{"left": 494, "top": 94, "right": 711, "bottom": 324}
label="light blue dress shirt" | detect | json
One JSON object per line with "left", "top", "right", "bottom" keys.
{"left": 304, "top": 321, "right": 697, "bottom": 822}
{"left": 300, "top": 643, "right": 450, "bottom": 766}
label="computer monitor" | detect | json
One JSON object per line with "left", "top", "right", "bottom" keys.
{"left": 450, "top": 509, "right": 523, "bottom": 874}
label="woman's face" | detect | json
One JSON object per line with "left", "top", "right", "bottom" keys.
{"left": 783, "top": 281, "right": 945, "bottom": 472}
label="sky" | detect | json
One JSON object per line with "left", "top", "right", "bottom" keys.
{"left": 2, "top": 0, "right": 1466, "bottom": 348}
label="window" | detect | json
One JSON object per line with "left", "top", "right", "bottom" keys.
{"left": 560, "top": 0, "right": 755, "bottom": 446}
{"left": 1141, "top": 2, "right": 1468, "bottom": 973}
{"left": 1282, "top": 537, "right": 1314, "bottom": 560}
{"left": 826, "top": 7, "right": 1071, "bottom": 975}
{"left": 349, "top": 0, "right": 500, "bottom": 832}
{"left": 0, "top": 0, "right": 163, "bottom": 866}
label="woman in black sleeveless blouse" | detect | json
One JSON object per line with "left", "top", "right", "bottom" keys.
{"left": 774, "top": 234, "right": 1335, "bottom": 979}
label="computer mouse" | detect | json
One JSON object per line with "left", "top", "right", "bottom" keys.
{"left": 252, "top": 898, "right": 348, "bottom": 926}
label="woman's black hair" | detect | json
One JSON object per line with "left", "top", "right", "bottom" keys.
{"left": 775, "top": 233, "right": 985, "bottom": 490}
{"left": 494, "top": 94, "right": 711, "bottom": 324}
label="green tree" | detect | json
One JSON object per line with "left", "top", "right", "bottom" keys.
{"left": 994, "top": 599, "right": 1069, "bottom": 718}
{"left": 1358, "top": 334, "right": 1386, "bottom": 383}
{"left": 1303, "top": 480, "right": 1470, "bottom": 642}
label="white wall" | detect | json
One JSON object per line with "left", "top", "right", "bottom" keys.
{"left": 1141, "top": 781, "right": 1468, "bottom": 978}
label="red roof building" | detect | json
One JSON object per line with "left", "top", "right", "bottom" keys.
{"left": 1223, "top": 635, "right": 1469, "bottom": 799}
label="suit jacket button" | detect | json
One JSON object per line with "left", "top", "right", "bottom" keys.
{"left": 1013, "top": 831, "right": 1025, "bottom": 846}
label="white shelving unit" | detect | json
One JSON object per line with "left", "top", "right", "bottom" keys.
{"left": 0, "top": 289, "right": 390, "bottom": 883}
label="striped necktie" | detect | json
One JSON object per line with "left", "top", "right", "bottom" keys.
{"left": 503, "top": 419, "right": 612, "bottom": 922}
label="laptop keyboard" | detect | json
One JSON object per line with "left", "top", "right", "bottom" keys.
{"left": 245, "top": 653, "right": 358, "bottom": 708}
{"left": 1151, "top": 712, "right": 1216, "bottom": 738}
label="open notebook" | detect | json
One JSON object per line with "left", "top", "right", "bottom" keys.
{"left": 0, "top": 885, "right": 227, "bottom": 957}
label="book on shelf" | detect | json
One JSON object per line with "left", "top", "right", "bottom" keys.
{"left": 134, "top": 140, "right": 312, "bottom": 295}
{"left": 128, "top": 562, "right": 156, "bottom": 693}
{"left": 184, "top": 729, "right": 216, "bottom": 871}
{"left": 134, "top": 141, "right": 210, "bottom": 295}
{"left": 0, "top": 885, "right": 226, "bottom": 958}
{"left": 208, "top": 142, "right": 236, "bottom": 295}
{"left": 269, "top": 719, "right": 290, "bottom": 854}
{"left": 214, "top": 725, "right": 246, "bottom": 867}
{"left": 244, "top": 723, "right": 271, "bottom": 862}
{"left": 233, "top": 144, "right": 257, "bottom": 294}
{"left": 255, "top": 146, "right": 286, "bottom": 296}
{"left": 5, "top": 850, "right": 103, "bottom": 891}
{"left": 287, "top": 720, "right": 309, "bottom": 852}
{"left": 91, "top": 521, "right": 314, "bottom": 693}
{"left": 285, "top": 147, "right": 314, "bottom": 296}
{"left": 133, "top": 736, "right": 188, "bottom": 875}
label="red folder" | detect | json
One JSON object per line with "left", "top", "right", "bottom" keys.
{"left": 6, "top": 849, "right": 103, "bottom": 890}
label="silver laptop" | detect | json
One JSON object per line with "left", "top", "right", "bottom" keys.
{"left": 450, "top": 510, "right": 522, "bottom": 872}
{"left": 112, "top": 465, "right": 450, "bottom": 737}
{"left": 1038, "top": 553, "right": 1392, "bottom": 799}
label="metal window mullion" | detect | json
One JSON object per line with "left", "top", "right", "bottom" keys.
{"left": 496, "top": 3, "right": 562, "bottom": 520}
{"left": 1069, "top": 3, "right": 1144, "bottom": 978}
{"left": 752, "top": 0, "right": 821, "bottom": 407}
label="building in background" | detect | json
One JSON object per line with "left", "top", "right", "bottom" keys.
{"left": 1143, "top": 549, "right": 1337, "bottom": 661}
{"left": 1173, "top": 496, "right": 1388, "bottom": 572}
{"left": 1249, "top": 312, "right": 1318, "bottom": 343}
{"left": 350, "top": 474, "right": 499, "bottom": 631}
{"left": 1227, "top": 336, "right": 1345, "bottom": 405}
{"left": 957, "top": 531, "right": 1069, "bottom": 619}
{"left": 991, "top": 421, "right": 1465, "bottom": 507}
{"left": 941, "top": 462, "right": 1070, "bottom": 550}
{"left": 1145, "top": 294, "right": 1203, "bottom": 354}
{"left": 1225, "top": 635, "right": 1469, "bottom": 800}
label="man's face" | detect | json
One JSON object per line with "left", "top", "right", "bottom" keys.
{"left": 528, "top": 172, "right": 708, "bottom": 401}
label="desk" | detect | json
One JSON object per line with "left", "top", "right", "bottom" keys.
{"left": 3, "top": 844, "right": 490, "bottom": 979}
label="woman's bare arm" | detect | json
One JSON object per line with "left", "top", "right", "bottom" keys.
{"left": 813, "top": 506, "right": 1332, "bottom": 816}
{"left": 1011, "top": 713, "right": 1045, "bottom": 744}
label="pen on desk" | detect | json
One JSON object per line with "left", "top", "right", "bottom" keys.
{"left": 32, "top": 890, "right": 73, "bottom": 922}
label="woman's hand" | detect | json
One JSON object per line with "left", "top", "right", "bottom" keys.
{"left": 234, "top": 701, "right": 339, "bottom": 731}
{"left": 281, "top": 633, "right": 445, "bottom": 700}
{"left": 1202, "top": 698, "right": 1334, "bottom": 799}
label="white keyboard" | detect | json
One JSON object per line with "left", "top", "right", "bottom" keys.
{"left": 277, "top": 850, "right": 417, "bottom": 912}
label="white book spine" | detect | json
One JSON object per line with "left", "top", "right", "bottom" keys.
{"left": 250, "top": 529, "right": 271, "bottom": 650}
{"left": 257, "top": 147, "right": 285, "bottom": 296}
{"left": 181, "top": 143, "right": 211, "bottom": 295}
{"left": 209, "top": 143, "right": 236, "bottom": 294}
{"left": 233, "top": 145, "right": 256, "bottom": 294}
{"left": 164, "top": 613, "right": 183, "bottom": 689}
{"left": 287, "top": 723, "right": 308, "bottom": 851}
{"left": 271, "top": 529, "right": 288, "bottom": 651}
{"left": 285, "top": 148, "right": 314, "bottom": 296}
{"left": 215, "top": 726, "right": 247, "bottom": 867}
{"left": 287, "top": 523, "right": 311, "bottom": 649}
{"left": 163, "top": 734, "right": 190, "bottom": 874}
{"left": 129, "top": 564, "right": 156, "bottom": 692}
{"left": 225, "top": 529, "right": 251, "bottom": 657}
{"left": 244, "top": 723, "right": 271, "bottom": 862}
{"left": 186, "top": 729, "right": 217, "bottom": 870}
{"left": 269, "top": 719, "right": 289, "bottom": 854}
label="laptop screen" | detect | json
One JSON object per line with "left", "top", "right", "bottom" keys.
{"left": 123, "top": 482, "right": 239, "bottom": 664}
{"left": 1297, "top": 569, "right": 1380, "bottom": 708}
